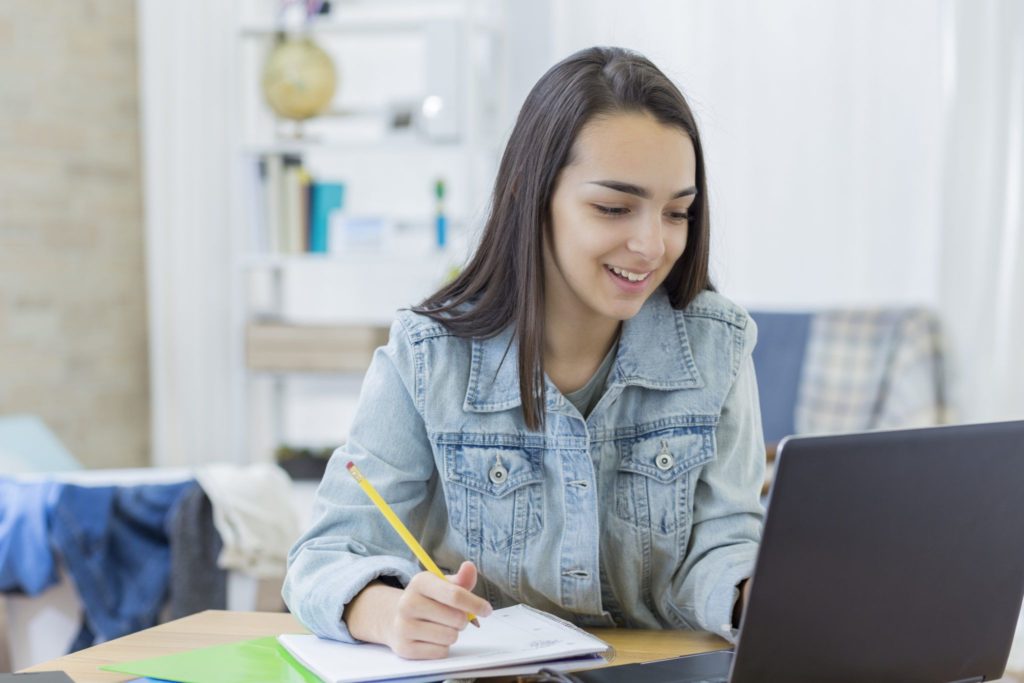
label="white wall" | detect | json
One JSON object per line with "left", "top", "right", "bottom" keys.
{"left": 550, "top": 0, "right": 945, "bottom": 310}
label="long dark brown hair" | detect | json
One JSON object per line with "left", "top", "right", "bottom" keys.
{"left": 414, "top": 46, "right": 713, "bottom": 431}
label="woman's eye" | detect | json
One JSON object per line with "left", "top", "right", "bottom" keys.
{"left": 593, "top": 204, "right": 630, "bottom": 217}
{"left": 666, "top": 211, "right": 691, "bottom": 223}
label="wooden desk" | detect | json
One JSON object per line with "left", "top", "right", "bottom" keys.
{"left": 22, "top": 610, "right": 730, "bottom": 683}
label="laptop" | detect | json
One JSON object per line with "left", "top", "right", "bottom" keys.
{"left": 579, "top": 421, "right": 1024, "bottom": 683}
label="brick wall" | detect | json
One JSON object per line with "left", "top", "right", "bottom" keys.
{"left": 0, "top": 1, "right": 149, "bottom": 468}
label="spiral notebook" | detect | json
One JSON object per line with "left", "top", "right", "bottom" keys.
{"left": 278, "top": 604, "right": 613, "bottom": 683}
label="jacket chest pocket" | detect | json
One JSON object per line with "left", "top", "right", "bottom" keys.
{"left": 614, "top": 427, "right": 714, "bottom": 536}
{"left": 442, "top": 444, "right": 545, "bottom": 553}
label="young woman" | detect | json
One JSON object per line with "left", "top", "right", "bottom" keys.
{"left": 284, "top": 46, "right": 765, "bottom": 660}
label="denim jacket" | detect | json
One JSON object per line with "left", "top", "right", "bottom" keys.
{"left": 283, "top": 288, "right": 765, "bottom": 643}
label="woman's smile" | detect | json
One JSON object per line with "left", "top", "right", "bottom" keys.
{"left": 604, "top": 263, "right": 654, "bottom": 293}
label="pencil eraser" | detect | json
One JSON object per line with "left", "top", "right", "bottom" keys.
{"left": 346, "top": 461, "right": 355, "bottom": 471}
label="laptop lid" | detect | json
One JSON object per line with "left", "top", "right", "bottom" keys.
{"left": 731, "top": 421, "right": 1024, "bottom": 683}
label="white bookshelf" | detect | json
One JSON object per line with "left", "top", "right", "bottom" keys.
{"left": 229, "top": 0, "right": 506, "bottom": 463}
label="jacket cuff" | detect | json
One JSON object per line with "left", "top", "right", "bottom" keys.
{"left": 702, "top": 553, "right": 757, "bottom": 644}
{"left": 307, "top": 554, "right": 420, "bottom": 643}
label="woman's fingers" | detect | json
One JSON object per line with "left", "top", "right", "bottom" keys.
{"left": 393, "top": 615, "right": 461, "bottom": 648}
{"left": 411, "top": 571, "right": 493, "bottom": 619}
{"left": 388, "top": 568, "right": 494, "bottom": 659}
{"left": 391, "top": 587, "right": 465, "bottom": 660}
{"left": 449, "top": 560, "right": 478, "bottom": 591}
{"left": 402, "top": 591, "right": 472, "bottom": 630}
{"left": 391, "top": 637, "right": 453, "bottom": 661}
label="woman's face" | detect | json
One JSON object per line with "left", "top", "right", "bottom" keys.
{"left": 545, "top": 111, "right": 697, "bottom": 325}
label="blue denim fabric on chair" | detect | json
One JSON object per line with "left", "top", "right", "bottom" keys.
{"left": 0, "top": 479, "right": 63, "bottom": 595}
{"left": 49, "top": 481, "right": 193, "bottom": 651}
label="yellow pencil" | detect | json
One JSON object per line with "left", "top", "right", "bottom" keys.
{"left": 346, "top": 461, "right": 480, "bottom": 627}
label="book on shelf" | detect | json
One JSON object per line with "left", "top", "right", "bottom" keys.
{"left": 245, "top": 154, "right": 270, "bottom": 253}
{"left": 263, "top": 154, "right": 284, "bottom": 253}
{"left": 253, "top": 153, "right": 346, "bottom": 256}
{"left": 309, "top": 181, "right": 344, "bottom": 253}
{"left": 281, "top": 156, "right": 310, "bottom": 254}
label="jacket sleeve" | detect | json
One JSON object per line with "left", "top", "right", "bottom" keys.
{"left": 664, "top": 316, "right": 766, "bottom": 642}
{"left": 282, "top": 316, "right": 436, "bottom": 642}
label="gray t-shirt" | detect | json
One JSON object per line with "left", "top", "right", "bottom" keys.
{"left": 564, "top": 339, "right": 619, "bottom": 419}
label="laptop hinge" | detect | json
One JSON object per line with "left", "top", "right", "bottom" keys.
{"left": 947, "top": 677, "right": 984, "bottom": 683}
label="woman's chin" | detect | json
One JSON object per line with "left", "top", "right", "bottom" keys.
{"left": 596, "top": 297, "right": 647, "bottom": 322}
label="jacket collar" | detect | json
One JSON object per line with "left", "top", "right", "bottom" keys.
{"left": 464, "top": 288, "right": 703, "bottom": 413}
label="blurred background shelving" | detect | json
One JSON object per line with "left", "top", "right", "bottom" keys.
{"left": 230, "top": 0, "right": 508, "bottom": 463}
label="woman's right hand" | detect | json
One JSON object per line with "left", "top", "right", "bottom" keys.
{"left": 348, "top": 561, "right": 494, "bottom": 659}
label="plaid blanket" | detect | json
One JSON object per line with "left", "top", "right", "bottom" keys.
{"left": 794, "top": 308, "right": 947, "bottom": 436}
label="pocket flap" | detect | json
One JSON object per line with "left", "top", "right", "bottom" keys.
{"left": 444, "top": 445, "right": 544, "bottom": 498}
{"left": 618, "top": 429, "right": 714, "bottom": 483}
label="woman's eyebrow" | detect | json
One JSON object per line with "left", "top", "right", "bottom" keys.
{"left": 588, "top": 180, "right": 698, "bottom": 199}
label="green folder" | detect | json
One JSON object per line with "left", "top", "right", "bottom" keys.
{"left": 101, "top": 636, "right": 322, "bottom": 683}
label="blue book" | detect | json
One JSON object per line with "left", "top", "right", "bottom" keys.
{"left": 308, "top": 182, "right": 344, "bottom": 253}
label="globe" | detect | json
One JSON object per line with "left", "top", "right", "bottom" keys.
{"left": 261, "top": 37, "right": 338, "bottom": 121}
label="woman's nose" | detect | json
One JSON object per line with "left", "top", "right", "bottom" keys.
{"left": 625, "top": 214, "right": 666, "bottom": 263}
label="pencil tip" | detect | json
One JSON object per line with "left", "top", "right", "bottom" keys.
{"left": 470, "top": 618, "right": 481, "bottom": 628}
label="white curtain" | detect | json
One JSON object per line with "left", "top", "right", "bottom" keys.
{"left": 938, "top": 1, "right": 1024, "bottom": 672}
{"left": 938, "top": 0, "right": 1024, "bottom": 424}
{"left": 137, "top": 0, "right": 239, "bottom": 466}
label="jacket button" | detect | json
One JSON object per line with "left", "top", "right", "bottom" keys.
{"left": 489, "top": 462, "right": 509, "bottom": 485}
{"left": 655, "top": 441, "right": 674, "bottom": 470}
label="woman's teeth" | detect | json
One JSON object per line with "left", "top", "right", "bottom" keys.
{"left": 607, "top": 265, "right": 650, "bottom": 282}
